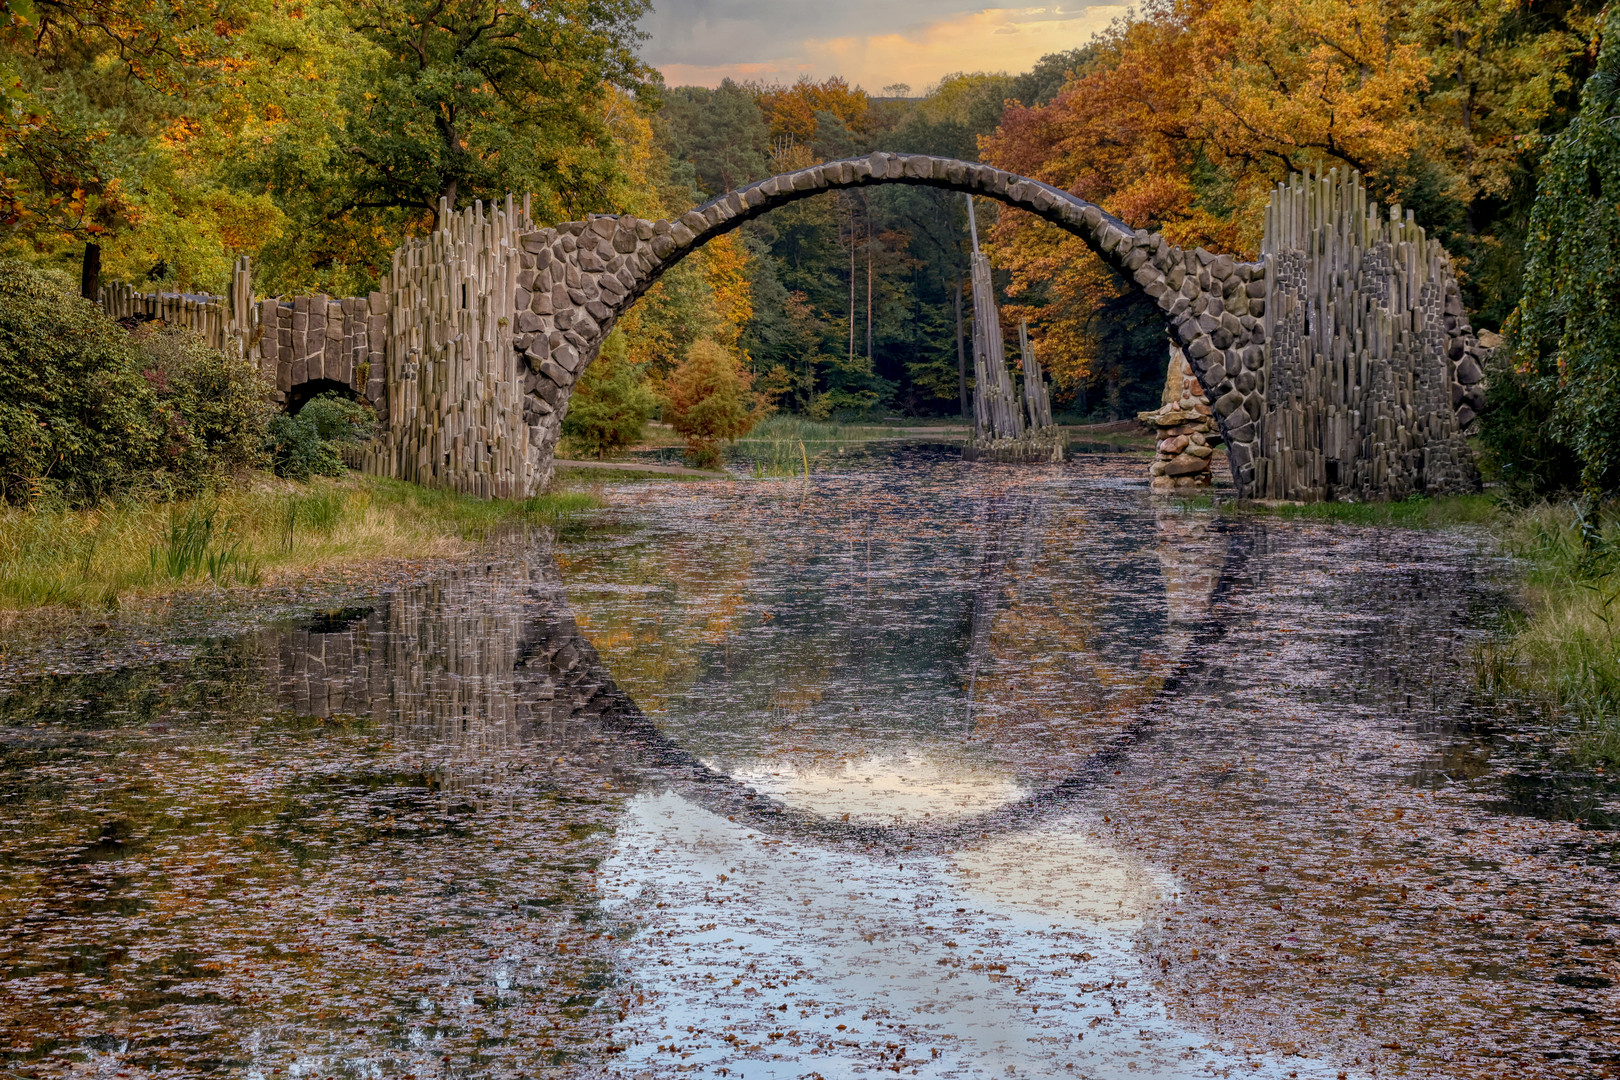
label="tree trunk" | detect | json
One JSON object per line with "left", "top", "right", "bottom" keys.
{"left": 954, "top": 276, "right": 968, "bottom": 419}
{"left": 79, "top": 242, "right": 101, "bottom": 301}
{"left": 866, "top": 211, "right": 873, "bottom": 363}
{"left": 848, "top": 205, "right": 856, "bottom": 366}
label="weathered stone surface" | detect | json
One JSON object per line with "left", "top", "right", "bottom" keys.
{"left": 1213, "top": 388, "right": 1245, "bottom": 417}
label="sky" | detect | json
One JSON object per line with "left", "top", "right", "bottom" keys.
{"left": 639, "top": 2, "right": 1128, "bottom": 93}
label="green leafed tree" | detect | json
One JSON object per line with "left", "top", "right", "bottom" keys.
{"left": 1493, "top": 12, "right": 1620, "bottom": 495}
{"left": 561, "top": 329, "right": 658, "bottom": 458}
{"left": 340, "top": 0, "right": 659, "bottom": 224}
{"left": 659, "top": 80, "right": 770, "bottom": 196}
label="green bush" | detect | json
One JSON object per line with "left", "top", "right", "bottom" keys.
{"left": 134, "top": 326, "right": 276, "bottom": 489}
{"left": 0, "top": 260, "right": 162, "bottom": 505}
{"left": 266, "top": 393, "right": 376, "bottom": 481}
{"left": 0, "top": 260, "right": 279, "bottom": 506}
{"left": 561, "top": 330, "right": 659, "bottom": 458}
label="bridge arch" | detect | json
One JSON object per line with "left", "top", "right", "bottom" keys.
{"left": 511, "top": 152, "right": 1268, "bottom": 492}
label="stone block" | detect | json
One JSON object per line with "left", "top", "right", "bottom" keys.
{"left": 1213, "top": 388, "right": 1244, "bottom": 417}
{"left": 1462, "top": 386, "right": 1485, "bottom": 413}
{"left": 1187, "top": 333, "right": 1214, "bottom": 358}
{"left": 540, "top": 358, "right": 572, "bottom": 386}
{"left": 1455, "top": 404, "right": 1476, "bottom": 427}
{"left": 554, "top": 343, "right": 582, "bottom": 372}
{"left": 1455, "top": 356, "right": 1483, "bottom": 384}
{"left": 533, "top": 374, "right": 562, "bottom": 408}
{"left": 1164, "top": 454, "right": 1209, "bottom": 477}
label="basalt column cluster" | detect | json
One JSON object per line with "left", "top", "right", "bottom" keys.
{"left": 1252, "top": 169, "right": 1485, "bottom": 500}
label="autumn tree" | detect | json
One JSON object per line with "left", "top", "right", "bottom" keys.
{"left": 663, "top": 337, "right": 766, "bottom": 467}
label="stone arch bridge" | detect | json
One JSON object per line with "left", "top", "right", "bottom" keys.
{"left": 105, "top": 153, "right": 1490, "bottom": 502}
{"left": 500, "top": 153, "right": 1487, "bottom": 501}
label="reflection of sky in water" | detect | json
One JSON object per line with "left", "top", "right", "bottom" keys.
{"left": 729, "top": 750, "right": 1028, "bottom": 823}
{"left": 601, "top": 792, "right": 1357, "bottom": 1078}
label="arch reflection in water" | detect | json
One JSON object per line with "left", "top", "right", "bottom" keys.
{"left": 552, "top": 451, "right": 1358, "bottom": 1078}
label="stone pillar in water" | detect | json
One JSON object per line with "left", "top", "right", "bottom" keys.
{"left": 1139, "top": 344, "right": 1220, "bottom": 493}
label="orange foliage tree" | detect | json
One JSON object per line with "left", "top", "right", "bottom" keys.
{"left": 751, "top": 76, "right": 870, "bottom": 147}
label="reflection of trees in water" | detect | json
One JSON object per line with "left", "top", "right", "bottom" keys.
{"left": 556, "top": 476, "right": 1191, "bottom": 780}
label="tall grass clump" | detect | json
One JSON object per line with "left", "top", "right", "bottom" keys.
{"left": 0, "top": 476, "right": 603, "bottom": 612}
{"left": 1486, "top": 500, "right": 1620, "bottom": 766}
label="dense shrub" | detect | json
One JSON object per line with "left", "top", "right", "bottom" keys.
{"left": 561, "top": 331, "right": 659, "bottom": 458}
{"left": 0, "top": 260, "right": 278, "bottom": 505}
{"left": 267, "top": 393, "right": 376, "bottom": 481}
{"left": 0, "top": 260, "right": 162, "bottom": 505}
{"left": 663, "top": 337, "right": 766, "bottom": 468}
{"left": 135, "top": 327, "right": 276, "bottom": 492}
{"left": 1493, "top": 10, "right": 1620, "bottom": 496}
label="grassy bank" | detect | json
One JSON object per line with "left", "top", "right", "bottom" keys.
{"left": 0, "top": 474, "right": 598, "bottom": 612}
{"left": 1221, "top": 493, "right": 1501, "bottom": 528}
{"left": 1480, "top": 502, "right": 1620, "bottom": 767}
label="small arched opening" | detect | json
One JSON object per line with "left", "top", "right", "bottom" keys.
{"left": 286, "top": 378, "right": 362, "bottom": 415}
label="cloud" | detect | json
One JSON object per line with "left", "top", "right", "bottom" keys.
{"left": 644, "top": 4, "right": 1126, "bottom": 90}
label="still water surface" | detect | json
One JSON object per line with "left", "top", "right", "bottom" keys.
{"left": 2, "top": 447, "right": 1616, "bottom": 1079}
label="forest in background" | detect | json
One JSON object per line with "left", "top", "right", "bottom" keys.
{"left": 0, "top": 0, "right": 1609, "bottom": 425}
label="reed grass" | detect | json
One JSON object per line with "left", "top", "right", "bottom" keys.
{"left": 734, "top": 416, "right": 912, "bottom": 446}
{"left": 1480, "top": 500, "right": 1620, "bottom": 766}
{"left": 0, "top": 475, "right": 601, "bottom": 612}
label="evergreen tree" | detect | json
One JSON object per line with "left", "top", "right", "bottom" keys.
{"left": 561, "top": 330, "right": 658, "bottom": 458}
